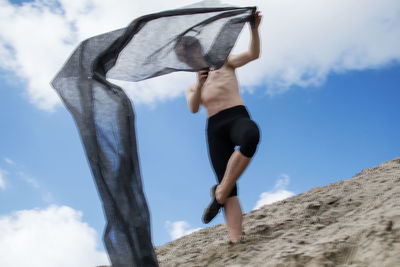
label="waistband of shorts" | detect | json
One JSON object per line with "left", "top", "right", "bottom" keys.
{"left": 207, "top": 105, "right": 249, "bottom": 124}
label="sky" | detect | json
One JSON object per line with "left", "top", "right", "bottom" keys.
{"left": 0, "top": 0, "right": 400, "bottom": 266}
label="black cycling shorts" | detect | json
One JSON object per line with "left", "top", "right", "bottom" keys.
{"left": 206, "top": 105, "right": 260, "bottom": 197}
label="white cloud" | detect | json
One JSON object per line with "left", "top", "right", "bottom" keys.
{"left": 0, "top": 205, "right": 109, "bottom": 267}
{"left": 0, "top": 0, "right": 400, "bottom": 111}
{"left": 0, "top": 0, "right": 193, "bottom": 112}
{"left": 0, "top": 169, "right": 6, "bottom": 190}
{"left": 253, "top": 173, "right": 296, "bottom": 210}
{"left": 165, "top": 220, "right": 202, "bottom": 240}
{"left": 227, "top": 0, "right": 400, "bottom": 94}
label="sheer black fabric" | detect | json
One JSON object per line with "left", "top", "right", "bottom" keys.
{"left": 51, "top": 1, "right": 255, "bottom": 266}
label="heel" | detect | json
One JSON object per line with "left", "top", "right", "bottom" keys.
{"left": 211, "top": 184, "right": 217, "bottom": 198}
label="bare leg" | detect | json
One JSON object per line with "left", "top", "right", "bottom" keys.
{"left": 215, "top": 149, "right": 252, "bottom": 205}
{"left": 215, "top": 149, "right": 252, "bottom": 243}
{"left": 223, "top": 196, "right": 243, "bottom": 243}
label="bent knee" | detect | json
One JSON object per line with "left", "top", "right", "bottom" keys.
{"left": 239, "top": 123, "right": 260, "bottom": 157}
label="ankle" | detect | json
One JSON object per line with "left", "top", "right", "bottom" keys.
{"left": 215, "top": 185, "right": 226, "bottom": 204}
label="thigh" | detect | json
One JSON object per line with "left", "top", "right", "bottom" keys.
{"left": 207, "top": 132, "right": 235, "bottom": 183}
{"left": 229, "top": 117, "right": 259, "bottom": 146}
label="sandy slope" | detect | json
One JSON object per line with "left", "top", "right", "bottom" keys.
{"left": 155, "top": 157, "right": 400, "bottom": 267}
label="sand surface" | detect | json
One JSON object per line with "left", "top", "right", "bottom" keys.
{"left": 154, "top": 157, "right": 400, "bottom": 266}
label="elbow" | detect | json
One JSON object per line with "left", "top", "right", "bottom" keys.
{"left": 190, "top": 106, "right": 199, "bottom": 113}
{"left": 247, "top": 50, "right": 259, "bottom": 62}
{"left": 251, "top": 51, "right": 260, "bottom": 60}
{"left": 188, "top": 103, "right": 200, "bottom": 113}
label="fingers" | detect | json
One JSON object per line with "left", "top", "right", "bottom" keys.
{"left": 250, "top": 10, "right": 262, "bottom": 29}
{"left": 253, "top": 10, "right": 262, "bottom": 27}
{"left": 197, "top": 70, "right": 209, "bottom": 86}
{"left": 255, "top": 11, "right": 262, "bottom": 20}
{"left": 198, "top": 70, "right": 209, "bottom": 77}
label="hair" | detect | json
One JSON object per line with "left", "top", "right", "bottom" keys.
{"left": 174, "top": 36, "right": 203, "bottom": 62}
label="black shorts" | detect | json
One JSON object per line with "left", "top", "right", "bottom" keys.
{"left": 206, "top": 105, "right": 260, "bottom": 197}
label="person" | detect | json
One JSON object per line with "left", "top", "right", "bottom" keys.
{"left": 178, "top": 11, "right": 262, "bottom": 244}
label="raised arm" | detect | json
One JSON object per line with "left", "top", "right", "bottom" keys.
{"left": 226, "top": 11, "right": 262, "bottom": 69}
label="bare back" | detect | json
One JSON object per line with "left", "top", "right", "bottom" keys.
{"left": 201, "top": 63, "right": 244, "bottom": 118}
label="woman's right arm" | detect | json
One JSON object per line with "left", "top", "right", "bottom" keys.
{"left": 185, "top": 70, "right": 208, "bottom": 113}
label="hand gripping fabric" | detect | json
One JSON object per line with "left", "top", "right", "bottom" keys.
{"left": 51, "top": 1, "right": 256, "bottom": 266}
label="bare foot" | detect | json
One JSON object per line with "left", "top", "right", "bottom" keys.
{"left": 229, "top": 239, "right": 239, "bottom": 245}
{"left": 228, "top": 236, "right": 243, "bottom": 245}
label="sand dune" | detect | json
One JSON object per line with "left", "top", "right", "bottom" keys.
{"left": 155, "top": 157, "right": 400, "bottom": 266}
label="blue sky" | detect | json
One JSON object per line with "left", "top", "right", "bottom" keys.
{"left": 0, "top": 0, "right": 399, "bottom": 266}
{"left": 1, "top": 61, "right": 399, "bottom": 247}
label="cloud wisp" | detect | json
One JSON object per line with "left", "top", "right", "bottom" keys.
{"left": 0, "top": 168, "right": 6, "bottom": 190}
{"left": 17, "top": 171, "right": 40, "bottom": 189}
{"left": 4, "top": 158, "right": 15, "bottom": 166}
{"left": 0, "top": 157, "right": 55, "bottom": 202}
